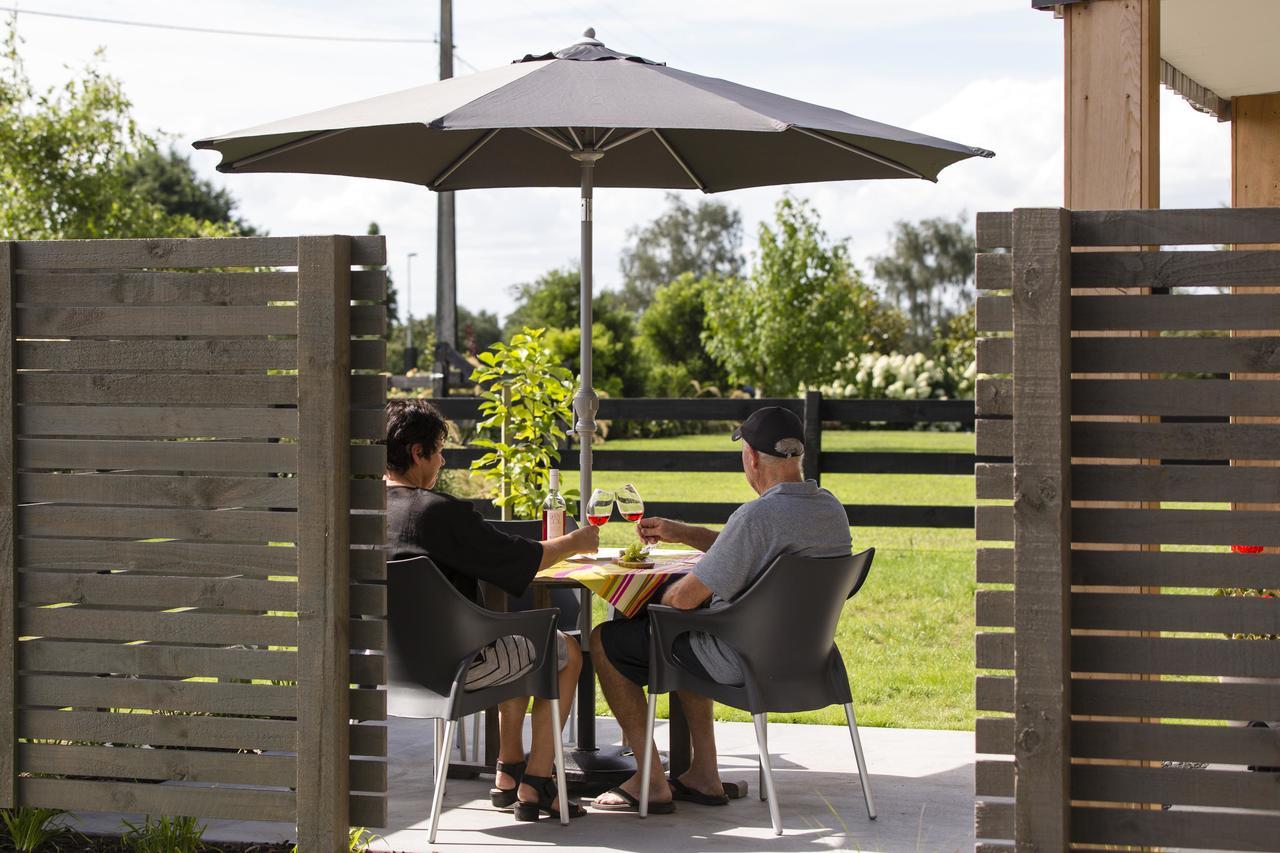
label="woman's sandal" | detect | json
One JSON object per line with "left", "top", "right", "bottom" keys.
{"left": 489, "top": 759, "right": 526, "bottom": 808}
{"left": 514, "top": 773, "right": 586, "bottom": 822}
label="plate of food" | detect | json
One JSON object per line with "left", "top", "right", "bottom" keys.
{"left": 614, "top": 541, "right": 654, "bottom": 570}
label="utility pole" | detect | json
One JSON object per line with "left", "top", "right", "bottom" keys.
{"left": 433, "top": 0, "right": 458, "bottom": 397}
{"left": 404, "top": 251, "right": 418, "bottom": 373}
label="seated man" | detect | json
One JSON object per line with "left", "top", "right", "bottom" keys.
{"left": 384, "top": 398, "right": 599, "bottom": 822}
{"left": 590, "top": 406, "right": 852, "bottom": 813}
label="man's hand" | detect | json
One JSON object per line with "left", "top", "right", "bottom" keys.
{"left": 571, "top": 524, "right": 600, "bottom": 554}
{"left": 637, "top": 516, "right": 684, "bottom": 545}
{"left": 637, "top": 517, "right": 719, "bottom": 552}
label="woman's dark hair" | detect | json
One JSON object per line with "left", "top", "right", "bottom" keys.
{"left": 384, "top": 399, "right": 450, "bottom": 475}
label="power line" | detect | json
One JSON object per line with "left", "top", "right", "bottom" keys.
{"left": 0, "top": 6, "right": 438, "bottom": 45}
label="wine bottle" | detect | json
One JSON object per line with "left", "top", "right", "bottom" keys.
{"left": 541, "top": 469, "right": 567, "bottom": 539}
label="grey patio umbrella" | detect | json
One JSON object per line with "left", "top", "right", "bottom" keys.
{"left": 194, "top": 29, "right": 992, "bottom": 524}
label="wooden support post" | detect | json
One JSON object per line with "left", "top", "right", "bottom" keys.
{"left": 802, "top": 390, "right": 822, "bottom": 484}
{"left": 296, "top": 236, "right": 353, "bottom": 850}
{"left": 1231, "top": 93, "right": 1280, "bottom": 547}
{"left": 1011, "top": 209, "right": 1073, "bottom": 850}
{"left": 0, "top": 243, "right": 14, "bottom": 809}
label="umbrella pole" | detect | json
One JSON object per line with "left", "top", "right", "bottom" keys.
{"left": 572, "top": 150, "right": 602, "bottom": 755}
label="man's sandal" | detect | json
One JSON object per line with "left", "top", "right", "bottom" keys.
{"left": 514, "top": 774, "right": 586, "bottom": 821}
{"left": 591, "top": 786, "right": 676, "bottom": 814}
{"left": 489, "top": 759, "right": 526, "bottom": 808}
{"left": 669, "top": 777, "right": 729, "bottom": 806}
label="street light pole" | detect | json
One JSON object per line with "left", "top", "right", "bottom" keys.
{"left": 404, "top": 251, "right": 419, "bottom": 374}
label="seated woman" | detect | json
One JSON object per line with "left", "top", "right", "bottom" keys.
{"left": 384, "top": 398, "right": 598, "bottom": 822}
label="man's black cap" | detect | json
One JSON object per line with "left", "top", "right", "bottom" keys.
{"left": 732, "top": 406, "right": 805, "bottom": 457}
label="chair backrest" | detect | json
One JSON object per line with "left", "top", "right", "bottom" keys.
{"left": 385, "top": 555, "right": 498, "bottom": 716}
{"left": 721, "top": 548, "right": 874, "bottom": 712}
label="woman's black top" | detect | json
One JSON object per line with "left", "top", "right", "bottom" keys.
{"left": 386, "top": 485, "right": 543, "bottom": 607}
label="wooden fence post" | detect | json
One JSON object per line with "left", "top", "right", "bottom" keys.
{"left": 0, "top": 243, "right": 14, "bottom": 809}
{"left": 803, "top": 389, "right": 822, "bottom": 484}
{"left": 1011, "top": 209, "right": 1072, "bottom": 849}
{"left": 296, "top": 236, "right": 353, "bottom": 850}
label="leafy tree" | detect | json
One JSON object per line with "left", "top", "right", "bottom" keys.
{"left": 871, "top": 215, "right": 976, "bottom": 351}
{"left": 0, "top": 23, "right": 236, "bottom": 240}
{"left": 635, "top": 273, "right": 728, "bottom": 396}
{"left": 704, "top": 194, "right": 887, "bottom": 396}
{"left": 458, "top": 305, "right": 502, "bottom": 355}
{"left": 367, "top": 222, "right": 398, "bottom": 322}
{"left": 503, "top": 266, "right": 581, "bottom": 336}
{"left": 121, "top": 145, "right": 257, "bottom": 233}
{"left": 618, "top": 193, "right": 745, "bottom": 312}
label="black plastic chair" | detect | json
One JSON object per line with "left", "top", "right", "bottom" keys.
{"left": 639, "top": 549, "right": 877, "bottom": 834}
{"left": 386, "top": 556, "right": 570, "bottom": 842}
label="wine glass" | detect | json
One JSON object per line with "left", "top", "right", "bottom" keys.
{"left": 586, "top": 488, "right": 614, "bottom": 528}
{"left": 616, "top": 483, "right": 644, "bottom": 523}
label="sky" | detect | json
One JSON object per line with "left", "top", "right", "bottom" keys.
{"left": 11, "top": 0, "right": 1232, "bottom": 323}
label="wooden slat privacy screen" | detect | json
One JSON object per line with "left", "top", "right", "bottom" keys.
{"left": 0, "top": 236, "right": 389, "bottom": 851}
{"left": 974, "top": 209, "right": 1280, "bottom": 851}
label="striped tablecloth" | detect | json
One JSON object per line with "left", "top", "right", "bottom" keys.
{"left": 536, "top": 550, "right": 702, "bottom": 618}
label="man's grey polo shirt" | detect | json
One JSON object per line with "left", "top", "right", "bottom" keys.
{"left": 688, "top": 480, "right": 852, "bottom": 684}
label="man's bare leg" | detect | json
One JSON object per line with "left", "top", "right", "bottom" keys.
{"left": 589, "top": 625, "right": 672, "bottom": 806}
{"left": 673, "top": 691, "right": 726, "bottom": 797}
{"left": 520, "top": 636, "right": 582, "bottom": 810}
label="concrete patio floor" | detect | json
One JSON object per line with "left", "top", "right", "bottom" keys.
{"left": 69, "top": 716, "right": 976, "bottom": 852}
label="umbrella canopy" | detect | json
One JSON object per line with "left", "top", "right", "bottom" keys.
{"left": 194, "top": 34, "right": 991, "bottom": 191}
{"left": 193, "top": 30, "right": 992, "bottom": 535}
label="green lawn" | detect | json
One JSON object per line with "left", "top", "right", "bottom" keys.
{"left": 561, "top": 428, "right": 978, "bottom": 731}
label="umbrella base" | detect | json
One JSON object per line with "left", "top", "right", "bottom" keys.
{"left": 564, "top": 746, "right": 665, "bottom": 797}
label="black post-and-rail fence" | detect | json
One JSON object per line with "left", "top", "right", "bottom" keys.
{"left": 397, "top": 389, "right": 990, "bottom": 528}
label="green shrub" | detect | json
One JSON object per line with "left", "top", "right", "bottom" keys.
{"left": 120, "top": 815, "right": 207, "bottom": 853}
{"left": 1, "top": 807, "right": 79, "bottom": 852}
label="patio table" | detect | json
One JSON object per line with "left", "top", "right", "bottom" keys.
{"left": 530, "top": 549, "right": 702, "bottom": 787}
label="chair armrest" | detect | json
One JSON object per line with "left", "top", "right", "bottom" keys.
{"left": 647, "top": 604, "right": 753, "bottom": 664}
{"left": 461, "top": 607, "right": 561, "bottom": 671}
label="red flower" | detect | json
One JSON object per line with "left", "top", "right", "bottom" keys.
{"left": 1232, "top": 544, "right": 1265, "bottom": 554}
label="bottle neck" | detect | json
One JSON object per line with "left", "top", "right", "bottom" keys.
{"left": 549, "top": 470, "right": 560, "bottom": 492}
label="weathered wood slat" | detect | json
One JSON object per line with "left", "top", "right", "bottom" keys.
{"left": 349, "top": 583, "right": 386, "bottom": 617}
{"left": 975, "top": 420, "right": 1012, "bottom": 458}
{"left": 18, "top": 439, "right": 384, "bottom": 476}
{"left": 348, "top": 688, "right": 385, "bottom": 721}
{"left": 978, "top": 763, "right": 1280, "bottom": 811}
{"left": 18, "top": 505, "right": 297, "bottom": 543}
{"left": 18, "top": 708, "right": 297, "bottom": 752}
{"left": 1075, "top": 336, "right": 1280, "bottom": 373}
{"left": 1072, "top": 550, "right": 1280, "bottom": 590}
{"left": 17, "top": 270, "right": 301, "bottom": 305}
{"left": 349, "top": 618, "right": 386, "bottom": 651}
{"left": 19, "top": 608, "right": 297, "bottom": 647}
{"left": 349, "top": 758, "right": 387, "bottom": 793}
{"left": 18, "top": 473, "right": 298, "bottom": 509}
{"left": 1071, "top": 806, "right": 1280, "bottom": 850}
{"left": 975, "top": 506, "right": 1013, "bottom": 541}
{"left": 17, "top": 539, "right": 297, "bottom": 577}
{"left": 975, "top": 252, "right": 1012, "bottom": 289}
{"left": 975, "top": 677, "right": 1012, "bottom": 715}
{"left": 976, "top": 212, "right": 1013, "bottom": 249}
{"left": 1072, "top": 378, "right": 1280, "bottom": 417}
{"left": 17, "top": 743, "right": 296, "bottom": 787}
{"left": 17, "top": 340, "right": 298, "bottom": 371}
{"left": 18, "top": 777, "right": 296, "bottom": 823}
{"left": 1009, "top": 207, "right": 1072, "bottom": 849}
{"left": 975, "top": 548, "right": 1013, "bottom": 583}
{"left": 19, "top": 639, "right": 297, "bottom": 681}
{"left": 350, "top": 549, "right": 387, "bottom": 582}
{"left": 1072, "top": 464, "right": 1279, "bottom": 503}
{"left": 975, "top": 715, "right": 1013, "bottom": 754}
{"left": 1072, "top": 249, "right": 1280, "bottom": 288}
{"left": 18, "top": 572, "right": 297, "bottom": 611}
{"left": 1073, "top": 677, "right": 1280, "bottom": 721}
{"left": 13, "top": 235, "right": 385, "bottom": 269}
{"left": 978, "top": 589, "right": 1280, "bottom": 639}
{"left": 18, "top": 406, "right": 298, "bottom": 439}
{"left": 976, "top": 633, "right": 1013, "bottom": 670}
{"left": 1071, "top": 207, "right": 1280, "bottom": 247}
{"left": 976, "top": 337, "right": 1012, "bottom": 374}
{"left": 1073, "top": 720, "right": 1280, "bottom": 766}
{"left": 974, "top": 464, "right": 1011, "bottom": 499}
{"left": 349, "top": 651, "right": 385, "bottom": 685}
{"left": 1074, "top": 635, "right": 1280, "bottom": 677}
{"left": 984, "top": 503, "right": 1280, "bottom": 544}
{"left": 296, "top": 235, "right": 352, "bottom": 847}
{"left": 1073, "top": 421, "right": 1280, "bottom": 461}
{"left": 348, "top": 794, "right": 387, "bottom": 829}
{"left": 350, "top": 723, "right": 386, "bottom": 757}
{"left": 974, "top": 800, "right": 1013, "bottom": 842}
{"left": 19, "top": 305, "right": 385, "bottom": 338}
{"left": 0, "top": 240, "right": 15, "bottom": 808}
{"left": 20, "top": 674, "right": 295, "bottom": 717}
{"left": 17, "top": 373, "right": 298, "bottom": 406}
{"left": 977, "top": 294, "right": 1280, "bottom": 333}
{"left": 974, "top": 378, "right": 1011, "bottom": 417}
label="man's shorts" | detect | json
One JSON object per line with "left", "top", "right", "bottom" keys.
{"left": 464, "top": 630, "right": 571, "bottom": 692}
{"left": 598, "top": 617, "right": 714, "bottom": 687}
